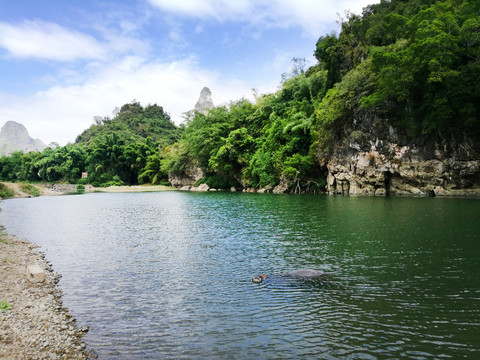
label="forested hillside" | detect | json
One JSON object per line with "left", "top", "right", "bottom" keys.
{"left": 154, "top": 0, "right": 480, "bottom": 191}
{"left": 1, "top": 0, "right": 479, "bottom": 191}
{"left": 0, "top": 103, "right": 181, "bottom": 186}
{"left": 75, "top": 102, "right": 180, "bottom": 147}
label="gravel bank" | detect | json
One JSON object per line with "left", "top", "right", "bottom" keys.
{"left": 0, "top": 228, "right": 90, "bottom": 359}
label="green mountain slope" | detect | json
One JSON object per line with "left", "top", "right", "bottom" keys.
{"left": 75, "top": 102, "right": 181, "bottom": 147}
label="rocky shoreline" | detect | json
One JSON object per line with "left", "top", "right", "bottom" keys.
{"left": 0, "top": 228, "right": 90, "bottom": 359}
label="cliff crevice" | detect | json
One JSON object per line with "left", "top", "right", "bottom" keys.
{"left": 327, "top": 117, "right": 480, "bottom": 196}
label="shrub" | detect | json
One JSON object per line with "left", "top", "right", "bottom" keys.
{"left": 20, "top": 184, "right": 41, "bottom": 197}
{"left": 195, "top": 173, "right": 239, "bottom": 189}
{"left": 0, "top": 183, "right": 15, "bottom": 199}
{"left": 77, "top": 177, "right": 89, "bottom": 185}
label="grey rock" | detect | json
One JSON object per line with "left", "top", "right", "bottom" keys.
{"left": 0, "top": 121, "right": 47, "bottom": 155}
{"left": 169, "top": 165, "right": 205, "bottom": 187}
{"left": 191, "top": 183, "right": 210, "bottom": 192}
{"left": 273, "top": 180, "right": 289, "bottom": 194}
{"left": 194, "top": 87, "right": 214, "bottom": 114}
{"left": 257, "top": 185, "right": 273, "bottom": 193}
{"left": 326, "top": 119, "right": 480, "bottom": 196}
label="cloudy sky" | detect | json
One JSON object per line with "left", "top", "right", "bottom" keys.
{"left": 0, "top": 0, "right": 378, "bottom": 145}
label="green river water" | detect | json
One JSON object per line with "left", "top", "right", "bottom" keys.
{"left": 1, "top": 192, "right": 479, "bottom": 359}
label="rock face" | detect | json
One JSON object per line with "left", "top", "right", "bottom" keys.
{"left": 326, "top": 117, "right": 480, "bottom": 196}
{"left": 168, "top": 165, "right": 205, "bottom": 187}
{"left": 0, "top": 121, "right": 46, "bottom": 155}
{"left": 194, "top": 87, "right": 214, "bottom": 114}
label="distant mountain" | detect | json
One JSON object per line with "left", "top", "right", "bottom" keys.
{"left": 194, "top": 87, "right": 214, "bottom": 114}
{"left": 0, "top": 121, "right": 47, "bottom": 156}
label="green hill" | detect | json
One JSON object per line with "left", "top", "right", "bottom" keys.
{"left": 75, "top": 102, "right": 181, "bottom": 147}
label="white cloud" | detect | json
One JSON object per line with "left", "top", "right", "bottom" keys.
{"left": 148, "top": 0, "right": 379, "bottom": 36}
{"left": 0, "top": 57, "right": 259, "bottom": 145}
{"left": 0, "top": 20, "right": 106, "bottom": 61}
{"left": 0, "top": 20, "right": 147, "bottom": 61}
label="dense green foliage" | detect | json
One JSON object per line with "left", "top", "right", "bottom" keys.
{"left": 0, "top": 183, "right": 15, "bottom": 198}
{"left": 76, "top": 102, "right": 180, "bottom": 147}
{"left": 149, "top": 67, "right": 329, "bottom": 191}
{"left": 154, "top": 0, "right": 479, "bottom": 191}
{"left": 0, "top": 0, "right": 478, "bottom": 191}
{"left": 317, "top": 0, "right": 480, "bottom": 136}
{"left": 0, "top": 103, "right": 181, "bottom": 187}
{"left": 19, "top": 184, "right": 41, "bottom": 197}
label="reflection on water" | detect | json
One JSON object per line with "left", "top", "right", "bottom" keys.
{"left": 1, "top": 192, "right": 479, "bottom": 359}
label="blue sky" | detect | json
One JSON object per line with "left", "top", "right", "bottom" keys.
{"left": 0, "top": 0, "right": 378, "bottom": 145}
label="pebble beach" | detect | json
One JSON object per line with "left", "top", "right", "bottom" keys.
{"left": 0, "top": 229, "right": 90, "bottom": 359}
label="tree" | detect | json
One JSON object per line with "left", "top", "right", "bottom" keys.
{"left": 362, "top": 1, "right": 480, "bottom": 136}
{"left": 315, "top": 34, "right": 342, "bottom": 88}
{"left": 209, "top": 128, "right": 255, "bottom": 185}
{"left": 282, "top": 153, "right": 314, "bottom": 194}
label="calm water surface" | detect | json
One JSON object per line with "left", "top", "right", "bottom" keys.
{"left": 1, "top": 192, "right": 479, "bottom": 359}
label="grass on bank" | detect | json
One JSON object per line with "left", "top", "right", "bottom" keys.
{"left": 0, "top": 182, "right": 41, "bottom": 198}
{"left": 19, "top": 183, "right": 41, "bottom": 197}
{"left": 0, "top": 299, "right": 12, "bottom": 312}
{"left": 0, "top": 183, "right": 15, "bottom": 199}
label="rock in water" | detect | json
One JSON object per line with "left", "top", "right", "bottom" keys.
{"left": 288, "top": 269, "right": 326, "bottom": 279}
{"left": 0, "top": 121, "right": 46, "bottom": 155}
{"left": 194, "top": 87, "right": 214, "bottom": 114}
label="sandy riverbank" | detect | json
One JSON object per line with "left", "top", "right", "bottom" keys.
{"left": 0, "top": 229, "right": 90, "bottom": 359}
{"left": 1, "top": 182, "right": 175, "bottom": 198}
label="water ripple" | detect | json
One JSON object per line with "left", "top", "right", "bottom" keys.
{"left": 1, "top": 192, "right": 479, "bottom": 359}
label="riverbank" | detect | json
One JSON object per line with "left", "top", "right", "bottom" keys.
{"left": 2, "top": 181, "right": 479, "bottom": 198}
{"left": 0, "top": 228, "right": 90, "bottom": 359}
{"left": 0, "top": 182, "right": 176, "bottom": 198}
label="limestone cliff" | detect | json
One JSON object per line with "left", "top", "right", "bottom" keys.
{"left": 0, "top": 121, "right": 46, "bottom": 156}
{"left": 194, "top": 87, "right": 214, "bottom": 114}
{"left": 168, "top": 165, "right": 205, "bottom": 187}
{"left": 326, "top": 116, "right": 480, "bottom": 196}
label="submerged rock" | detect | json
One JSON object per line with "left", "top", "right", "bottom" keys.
{"left": 287, "top": 269, "right": 326, "bottom": 279}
